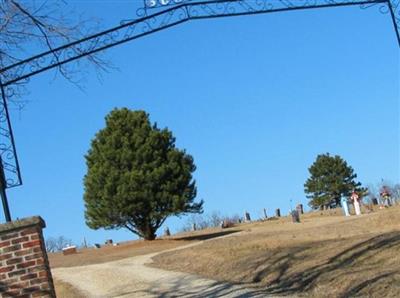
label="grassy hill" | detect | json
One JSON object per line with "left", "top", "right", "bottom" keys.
{"left": 150, "top": 206, "right": 400, "bottom": 297}
{"left": 51, "top": 206, "right": 400, "bottom": 297}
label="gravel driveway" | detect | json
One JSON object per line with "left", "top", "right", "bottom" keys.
{"left": 52, "top": 236, "right": 266, "bottom": 297}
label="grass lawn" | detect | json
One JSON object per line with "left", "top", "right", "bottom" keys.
{"left": 48, "top": 228, "right": 242, "bottom": 268}
{"left": 50, "top": 206, "right": 400, "bottom": 297}
{"left": 150, "top": 206, "right": 400, "bottom": 297}
{"left": 50, "top": 228, "right": 241, "bottom": 296}
{"left": 54, "top": 279, "right": 86, "bottom": 298}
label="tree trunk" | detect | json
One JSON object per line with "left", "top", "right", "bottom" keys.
{"left": 144, "top": 232, "right": 156, "bottom": 240}
{"left": 143, "top": 223, "right": 156, "bottom": 240}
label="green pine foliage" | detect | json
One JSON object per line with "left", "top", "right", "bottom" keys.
{"left": 83, "top": 108, "right": 203, "bottom": 240}
{"left": 304, "top": 153, "right": 364, "bottom": 210}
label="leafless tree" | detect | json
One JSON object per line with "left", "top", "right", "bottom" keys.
{"left": 207, "top": 211, "right": 223, "bottom": 228}
{"left": 180, "top": 211, "right": 241, "bottom": 232}
{"left": 0, "top": 0, "right": 110, "bottom": 103}
{"left": 392, "top": 184, "right": 400, "bottom": 203}
{"left": 365, "top": 183, "right": 379, "bottom": 203}
{"left": 226, "top": 213, "right": 240, "bottom": 223}
{"left": 366, "top": 180, "right": 400, "bottom": 205}
{"left": 45, "top": 236, "right": 74, "bottom": 252}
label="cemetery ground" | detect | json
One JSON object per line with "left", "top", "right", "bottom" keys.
{"left": 50, "top": 206, "right": 400, "bottom": 297}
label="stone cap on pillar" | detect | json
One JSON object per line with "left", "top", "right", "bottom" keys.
{"left": 0, "top": 216, "right": 46, "bottom": 233}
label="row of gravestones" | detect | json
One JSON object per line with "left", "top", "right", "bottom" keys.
{"left": 162, "top": 204, "right": 306, "bottom": 235}
{"left": 244, "top": 204, "right": 304, "bottom": 224}
{"left": 175, "top": 195, "right": 397, "bottom": 234}
{"left": 342, "top": 191, "right": 391, "bottom": 216}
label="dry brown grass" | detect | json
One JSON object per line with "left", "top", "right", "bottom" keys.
{"left": 49, "top": 229, "right": 243, "bottom": 297}
{"left": 49, "top": 239, "right": 182, "bottom": 268}
{"left": 151, "top": 206, "right": 400, "bottom": 297}
{"left": 54, "top": 278, "right": 86, "bottom": 298}
{"left": 48, "top": 228, "right": 240, "bottom": 268}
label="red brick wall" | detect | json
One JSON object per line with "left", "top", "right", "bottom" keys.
{"left": 0, "top": 217, "right": 55, "bottom": 298}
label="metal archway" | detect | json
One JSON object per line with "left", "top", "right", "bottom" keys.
{"left": 1, "top": 0, "right": 399, "bottom": 221}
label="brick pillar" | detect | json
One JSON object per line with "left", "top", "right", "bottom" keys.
{"left": 0, "top": 216, "right": 55, "bottom": 297}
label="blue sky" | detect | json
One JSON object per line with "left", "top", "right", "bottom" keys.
{"left": 2, "top": 1, "right": 399, "bottom": 245}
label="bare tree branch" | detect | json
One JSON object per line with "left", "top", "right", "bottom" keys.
{"left": 0, "top": 0, "right": 112, "bottom": 101}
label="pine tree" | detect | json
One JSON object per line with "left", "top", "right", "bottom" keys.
{"left": 83, "top": 108, "right": 203, "bottom": 240}
{"left": 304, "top": 153, "right": 364, "bottom": 209}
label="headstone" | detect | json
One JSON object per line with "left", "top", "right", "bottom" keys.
{"left": 341, "top": 196, "right": 350, "bottom": 216}
{"left": 380, "top": 186, "right": 391, "bottom": 206}
{"left": 351, "top": 191, "right": 361, "bottom": 215}
{"left": 62, "top": 245, "right": 77, "bottom": 255}
{"left": 296, "top": 204, "right": 304, "bottom": 214}
{"left": 244, "top": 211, "right": 251, "bottom": 222}
{"left": 164, "top": 227, "right": 171, "bottom": 236}
{"left": 372, "top": 198, "right": 378, "bottom": 205}
{"left": 192, "top": 223, "right": 197, "bottom": 231}
{"left": 291, "top": 210, "right": 300, "bottom": 223}
{"left": 275, "top": 208, "right": 281, "bottom": 217}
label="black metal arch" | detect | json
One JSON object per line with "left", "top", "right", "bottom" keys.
{"left": 0, "top": 0, "right": 399, "bottom": 221}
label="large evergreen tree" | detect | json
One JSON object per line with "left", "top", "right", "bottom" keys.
{"left": 304, "top": 153, "right": 364, "bottom": 209}
{"left": 83, "top": 108, "right": 203, "bottom": 240}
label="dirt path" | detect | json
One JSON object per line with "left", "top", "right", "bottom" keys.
{"left": 52, "top": 234, "right": 265, "bottom": 297}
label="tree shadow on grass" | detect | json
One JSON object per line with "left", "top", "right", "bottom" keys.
{"left": 113, "top": 231, "right": 400, "bottom": 297}
{"left": 245, "top": 231, "right": 400, "bottom": 296}
{"left": 340, "top": 271, "right": 397, "bottom": 298}
{"left": 174, "top": 230, "right": 240, "bottom": 242}
{"left": 112, "top": 277, "right": 264, "bottom": 298}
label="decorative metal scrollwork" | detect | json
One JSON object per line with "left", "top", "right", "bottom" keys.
{"left": 0, "top": 82, "right": 22, "bottom": 189}
{"left": 1, "top": 0, "right": 398, "bottom": 88}
{"left": 389, "top": 0, "right": 400, "bottom": 39}
{"left": 0, "top": 0, "right": 399, "bottom": 190}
